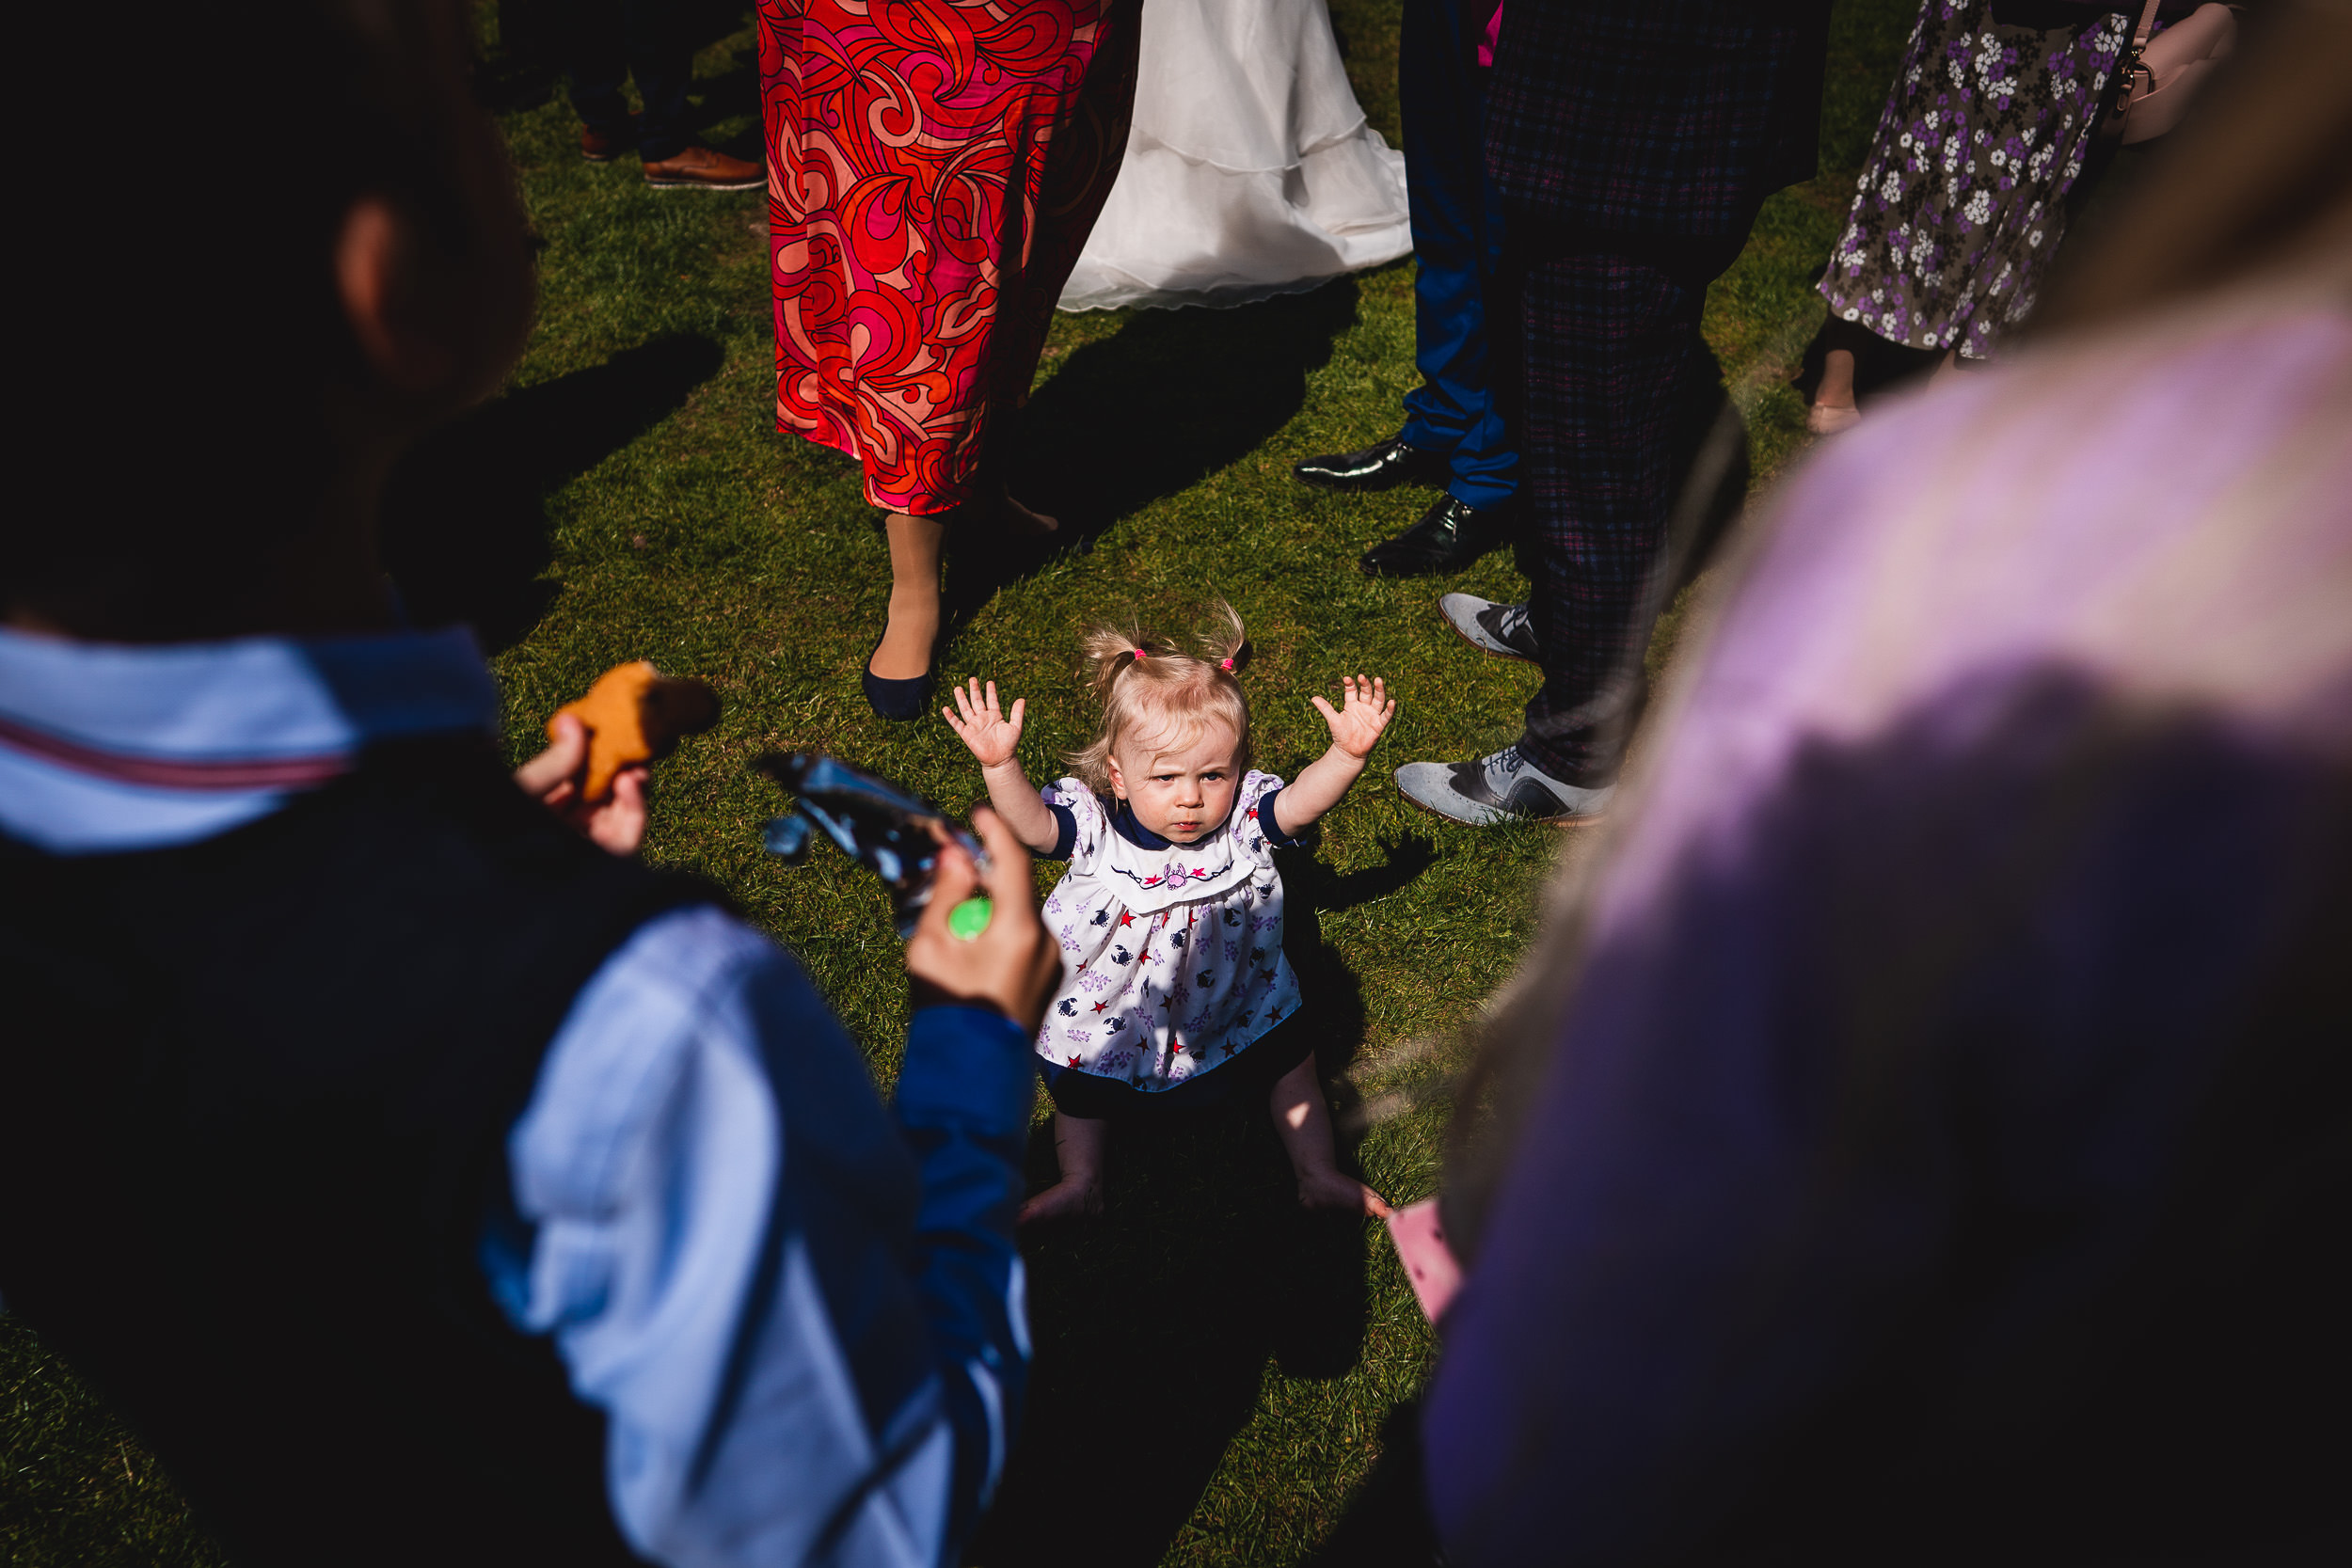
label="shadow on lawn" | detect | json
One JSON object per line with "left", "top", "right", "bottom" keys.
{"left": 474, "top": 0, "right": 760, "bottom": 119}
{"left": 977, "top": 1118, "right": 1375, "bottom": 1568}
{"left": 974, "top": 843, "right": 1398, "bottom": 1567}
{"left": 943, "top": 277, "right": 1365, "bottom": 623}
{"left": 379, "top": 334, "right": 724, "bottom": 650}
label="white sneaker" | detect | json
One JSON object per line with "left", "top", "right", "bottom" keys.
{"left": 1394, "top": 746, "right": 1614, "bottom": 827}
{"left": 1438, "top": 594, "right": 1539, "bottom": 663}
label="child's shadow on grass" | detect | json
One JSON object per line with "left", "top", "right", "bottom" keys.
{"left": 975, "top": 839, "right": 1415, "bottom": 1567}
{"left": 977, "top": 1112, "right": 1372, "bottom": 1568}
{"left": 379, "top": 333, "right": 724, "bottom": 651}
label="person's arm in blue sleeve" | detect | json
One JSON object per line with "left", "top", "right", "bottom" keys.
{"left": 893, "top": 1004, "right": 1035, "bottom": 1546}
{"left": 886, "top": 813, "right": 1064, "bottom": 1550}
{"left": 488, "top": 815, "right": 1059, "bottom": 1568}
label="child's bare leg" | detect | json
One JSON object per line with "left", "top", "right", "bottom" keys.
{"left": 1020, "top": 1112, "right": 1107, "bottom": 1225}
{"left": 1269, "top": 1055, "right": 1390, "bottom": 1216}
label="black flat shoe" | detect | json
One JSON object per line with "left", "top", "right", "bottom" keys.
{"left": 862, "top": 626, "right": 935, "bottom": 721}
{"left": 1293, "top": 436, "right": 1451, "bottom": 494}
{"left": 1360, "top": 495, "right": 1513, "bottom": 578}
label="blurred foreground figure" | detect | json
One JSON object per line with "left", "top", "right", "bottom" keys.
{"left": 0, "top": 5, "right": 1057, "bottom": 1566}
{"left": 1423, "top": 7, "right": 2352, "bottom": 1562}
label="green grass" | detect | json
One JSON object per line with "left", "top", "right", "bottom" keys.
{"left": 0, "top": 4, "right": 1913, "bottom": 1563}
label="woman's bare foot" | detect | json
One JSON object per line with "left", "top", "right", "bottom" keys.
{"left": 1019, "top": 1175, "right": 1104, "bottom": 1226}
{"left": 1001, "top": 488, "right": 1059, "bottom": 539}
{"left": 1807, "top": 345, "right": 1861, "bottom": 436}
{"left": 1296, "top": 1163, "right": 1391, "bottom": 1217}
{"left": 1805, "top": 401, "right": 1862, "bottom": 436}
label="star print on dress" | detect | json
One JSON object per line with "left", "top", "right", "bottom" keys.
{"left": 1026, "top": 769, "right": 1303, "bottom": 1092}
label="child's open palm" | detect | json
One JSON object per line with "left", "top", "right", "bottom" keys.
{"left": 945, "top": 678, "right": 1025, "bottom": 768}
{"left": 1311, "top": 675, "right": 1395, "bottom": 759}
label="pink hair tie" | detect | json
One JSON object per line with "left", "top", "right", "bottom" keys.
{"left": 1219, "top": 657, "right": 1235, "bottom": 672}
{"left": 1132, "top": 647, "right": 1147, "bottom": 661}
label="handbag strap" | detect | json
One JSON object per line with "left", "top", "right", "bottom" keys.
{"left": 2109, "top": 0, "right": 2165, "bottom": 122}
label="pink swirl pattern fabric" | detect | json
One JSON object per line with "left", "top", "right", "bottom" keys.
{"left": 759, "top": 0, "right": 1139, "bottom": 515}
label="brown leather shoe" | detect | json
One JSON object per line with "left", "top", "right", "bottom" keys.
{"left": 580, "top": 120, "right": 636, "bottom": 163}
{"left": 642, "top": 146, "right": 763, "bottom": 191}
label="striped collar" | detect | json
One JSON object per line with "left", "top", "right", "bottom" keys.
{"left": 0, "top": 625, "right": 501, "bottom": 854}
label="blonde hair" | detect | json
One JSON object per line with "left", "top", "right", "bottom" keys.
{"left": 1065, "top": 601, "right": 1253, "bottom": 793}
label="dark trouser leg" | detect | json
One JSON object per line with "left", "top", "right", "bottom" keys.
{"left": 564, "top": 0, "right": 694, "bottom": 159}
{"left": 1396, "top": 0, "right": 1517, "bottom": 511}
{"left": 564, "top": 0, "right": 634, "bottom": 140}
{"left": 621, "top": 0, "right": 694, "bottom": 162}
{"left": 1517, "top": 238, "right": 1736, "bottom": 787}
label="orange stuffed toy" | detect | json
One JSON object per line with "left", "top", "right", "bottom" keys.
{"left": 548, "top": 661, "right": 720, "bottom": 801}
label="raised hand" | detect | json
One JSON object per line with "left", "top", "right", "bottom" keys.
{"left": 1310, "top": 675, "right": 1395, "bottom": 760}
{"left": 943, "top": 677, "right": 1025, "bottom": 768}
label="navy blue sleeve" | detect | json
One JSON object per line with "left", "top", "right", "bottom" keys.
{"left": 1255, "top": 786, "right": 1315, "bottom": 850}
{"left": 1033, "top": 800, "right": 1080, "bottom": 861}
{"left": 893, "top": 1005, "right": 1038, "bottom": 1548}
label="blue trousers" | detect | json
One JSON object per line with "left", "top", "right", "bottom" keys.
{"left": 1396, "top": 0, "right": 1518, "bottom": 511}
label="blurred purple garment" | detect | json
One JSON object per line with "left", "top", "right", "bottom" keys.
{"left": 1423, "top": 293, "right": 2351, "bottom": 1565}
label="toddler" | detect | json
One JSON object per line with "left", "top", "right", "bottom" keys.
{"left": 946, "top": 604, "right": 1396, "bottom": 1223}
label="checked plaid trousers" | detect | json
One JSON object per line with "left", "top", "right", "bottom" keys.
{"left": 1515, "top": 235, "right": 1740, "bottom": 787}
{"left": 1489, "top": 1, "right": 1830, "bottom": 785}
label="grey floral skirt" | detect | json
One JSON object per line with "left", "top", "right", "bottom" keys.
{"left": 1820, "top": 1, "right": 2129, "bottom": 359}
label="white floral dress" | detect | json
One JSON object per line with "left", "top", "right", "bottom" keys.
{"left": 1820, "top": 2, "right": 2131, "bottom": 360}
{"left": 1033, "top": 770, "right": 1304, "bottom": 1092}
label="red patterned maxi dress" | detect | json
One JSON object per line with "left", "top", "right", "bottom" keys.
{"left": 759, "top": 0, "right": 1140, "bottom": 515}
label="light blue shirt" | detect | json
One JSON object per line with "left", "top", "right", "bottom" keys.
{"left": 0, "top": 625, "right": 1033, "bottom": 1568}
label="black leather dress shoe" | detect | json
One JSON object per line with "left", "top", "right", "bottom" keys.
{"left": 1360, "top": 495, "right": 1512, "bottom": 577}
{"left": 1293, "top": 436, "right": 1450, "bottom": 494}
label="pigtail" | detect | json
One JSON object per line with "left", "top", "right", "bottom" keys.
{"left": 1195, "top": 599, "right": 1249, "bottom": 676}
{"left": 1065, "top": 605, "right": 1256, "bottom": 795}
{"left": 1076, "top": 621, "right": 1176, "bottom": 706}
